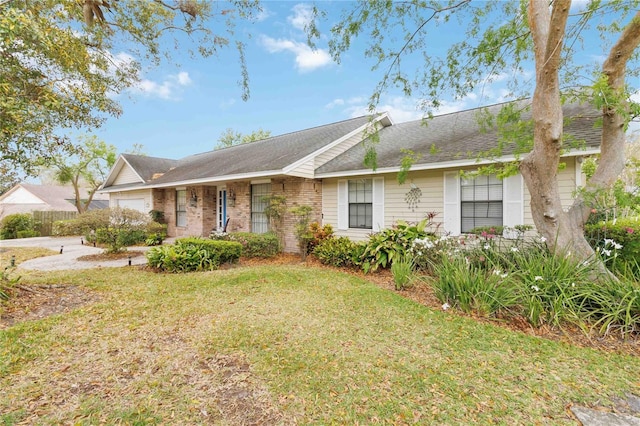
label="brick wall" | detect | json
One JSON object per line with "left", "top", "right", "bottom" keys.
{"left": 272, "top": 177, "right": 322, "bottom": 253}
{"left": 226, "top": 182, "right": 251, "bottom": 233}
{"left": 155, "top": 186, "right": 217, "bottom": 238}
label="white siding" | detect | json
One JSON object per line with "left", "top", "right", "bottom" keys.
{"left": 113, "top": 165, "right": 142, "bottom": 186}
{"left": 287, "top": 159, "right": 315, "bottom": 178}
{"left": 110, "top": 189, "right": 153, "bottom": 212}
{"left": 0, "top": 187, "right": 43, "bottom": 204}
{"left": 315, "top": 132, "right": 366, "bottom": 169}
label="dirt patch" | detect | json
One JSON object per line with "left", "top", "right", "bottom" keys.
{"left": 201, "top": 354, "right": 290, "bottom": 425}
{"left": 0, "top": 284, "right": 101, "bottom": 329}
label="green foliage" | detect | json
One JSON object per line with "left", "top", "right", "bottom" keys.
{"left": 16, "top": 230, "right": 40, "bottom": 239}
{"left": 289, "top": 205, "right": 314, "bottom": 258}
{"left": 48, "top": 135, "right": 117, "bottom": 213}
{"left": 313, "top": 237, "right": 361, "bottom": 268}
{"left": 211, "top": 232, "right": 281, "bottom": 258}
{"left": 360, "top": 218, "right": 432, "bottom": 273}
{"left": 91, "top": 208, "right": 150, "bottom": 253}
{"left": 429, "top": 254, "right": 518, "bottom": 317}
{"left": 0, "top": 266, "right": 21, "bottom": 301}
{"left": 146, "top": 238, "right": 242, "bottom": 273}
{"left": 585, "top": 219, "right": 640, "bottom": 278}
{"left": 0, "top": 213, "right": 35, "bottom": 240}
{"left": 216, "top": 128, "right": 272, "bottom": 149}
{"left": 391, "top": 254, "right": 414, "bottom": 291}
{"left": 149, "top": 210, "right": 166, "bottom": 224}
{"left": 262, "top": 194, "right": 287, "bottom": 246}
{"left": 2, "top": 0, "right": 259, "bottom": 178}
{"left": 397, "top": 149, "right": 422, "bottom": 184}
{"left": 307, "top": 222, "right": 334, "bottom": 254}
{"left": 419, "top": 234, "right": 640, "bottom": 336}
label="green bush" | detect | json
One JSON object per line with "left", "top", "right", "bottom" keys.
{"left": 313, "top": 237, "right": 361, "bottom": 268}
{"left": 147, "top": 238, "right": 242, "bottom": 273}
{"left": 360, "top": 219, "right": 432, "bottom": 273}
{"left": 211, "top": 232, "right": 280, "bottom": 258}
{"left": 0, "top": 213, "right": 35, "bottom": 239}
{"left": 585, "top": 218, "right": 640, "bottom": 278}
{"left": 16, "top": 230, "right": 40, "bottom": 239}
{"left": 429, "top": 253, "right": 519, "bottom": 317}
{"left": 307, "top": 222, "right": 334, "bottom": 254}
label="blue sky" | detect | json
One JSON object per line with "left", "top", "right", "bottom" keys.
{"left": 94, "top": 1, "right": 638, "bottom": 160}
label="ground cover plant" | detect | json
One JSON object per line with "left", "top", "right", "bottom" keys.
{"left": 0, "top": 264, "right": 638, "bottom": 424}
{"left": 146, "top": 237, "right": 242, "bottom": 272}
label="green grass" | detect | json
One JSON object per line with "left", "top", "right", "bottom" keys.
{"left": 1, "top": 265, "right": 638, "bottom": 424}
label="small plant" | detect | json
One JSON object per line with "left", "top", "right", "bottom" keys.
{"left": 149, "top": 210, "right": 166, "bottom": 224}
{"left": 290, "top": 205, "right": 314, "bottom": 259}
{"left": 391, "top": 255, "right": 414, "bottom": 290}
{"left": 262, "top": 194, "right": 287, "bottom": 247}
{"left": 0, "top": 266, "right": 21, "bottom": 301}
{"left": 307, "top": 222, "right": 334, "bottom": 253}
{"left": 429, "top": 254, "right": 518, "bottom": 317}
{"left": 313, "top": 237, "right": 361, "bottom": 268}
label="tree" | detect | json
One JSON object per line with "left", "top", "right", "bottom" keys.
{"left": 49, "top": 135, "right": 117, "bottom": 214}
{"left": 1, "top": 0, "right": 260, "bottom": 178}
{"left": 313, "top": 0, "right": 640, "bottom": 266}
{"left": 216, "top": 128, "right": 271, "bottom": 149}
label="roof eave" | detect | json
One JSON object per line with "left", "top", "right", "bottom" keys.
{"left": 315, "top": 148, "right": 600, "bottom": 179}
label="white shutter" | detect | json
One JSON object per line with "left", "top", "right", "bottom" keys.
{"left": 372, "top": 177, "right": 384, "bottom": 231}
{"left": 443, "top": 171, "right": 460, "bottom": 235}
{"left": 503, "top": 173, "right": 524, "bottom": 228}
{"left": 337, "top": 180, "right": 348, "bottom": 230}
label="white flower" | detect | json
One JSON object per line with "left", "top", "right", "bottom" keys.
{"left": 534, "top": 276, "right": 543, "bottom": 281}
{"left": 442, "top": 303, "right": 450, "bottom": 311}
{"left": 493, "top": 269, "right": 502, "bottom": 276}
{"left": 484, "top": 244, "right": 491, "bottom": 250}
{"left": 511, "top": 247, "right": 519, "bottom": 252}
{"left": 613, "top": 242, "right": 623, "bottom": 250}
{"left": 531, "top": 285, "right": 540, "bottom": 292}
{"left": 603, "top": 249, "right": 612, "bottom": 256}
{"left": 501, "top": 272, "right": 508, "bottom": 279}
{"left": 539, "top": 236, "right": 547, "bottom": 243}
{"left": 571, "top": 282, "right": 576, "bottom": 288}
{"left": 604, "top": 238, "right": 614, "bottom": 246}
{"left": 596, "top": 247, "right": 601, "bottom": 253}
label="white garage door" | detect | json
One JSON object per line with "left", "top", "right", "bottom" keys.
{"left": 116, "top": 198, "right": 145, "bottom": 212}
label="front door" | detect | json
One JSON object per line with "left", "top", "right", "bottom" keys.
{"left": 217, "top": 188, "right": 227, "bottom": 231}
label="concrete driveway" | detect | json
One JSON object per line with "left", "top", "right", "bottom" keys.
{"left": 0, "top": 236, "right": 156, "bottom": 271}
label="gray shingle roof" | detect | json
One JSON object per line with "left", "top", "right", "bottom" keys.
{"left": 146, "top": 115, "right": 374, "bottom": 185}
{"left": 316, "top": 100, "right": 602, "bottom": 175}
{"left": 121, "top": 154, "right": 179, "bottom": 182}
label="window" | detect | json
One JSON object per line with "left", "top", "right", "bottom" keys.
{"left": 176, "top": 189, "right": 187, "bottom": 227}
{"left": 460, "top": 175, "right": 502, "bottom": 232}
{"left": 251, "top": 183, "right": 271, "bottom": 233}
{"left": 348, "top": 179, "right": 372, "bottom": 229}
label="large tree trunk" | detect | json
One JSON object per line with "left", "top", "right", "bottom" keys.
{"left": 521, "top": 1, "right": 640, "bottom": 268}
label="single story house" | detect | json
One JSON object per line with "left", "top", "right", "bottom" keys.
{"left": 100, "top": 100, "right": 600, "bottom": 252}
{"left": 0, "top": 183, "right": 109, "bottom": 220}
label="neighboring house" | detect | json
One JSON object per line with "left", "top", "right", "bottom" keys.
{"left": 0, "top": 183, "right": 109, "bottom": 220}
{"left": 100, "top": 101, "right": 601, "bottom": 252}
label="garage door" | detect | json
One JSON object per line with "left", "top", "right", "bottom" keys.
{"left": 116, "top": 198, "right": 145, "bottom": 212}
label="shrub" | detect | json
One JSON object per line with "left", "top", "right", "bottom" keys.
{"left": 307, "top": 222, "right": 334, "bottom": 254}
{"left": 585, "top": 218, "right": 640, "bottom": 278}
{"left": 290, "top": 205, "right": 314, "bottom": 258}
{"left": 429, "top": 253, "right": 519, "bottom": 317}
{"left": 16, "top": 230, "right": 40, "bottom": 239}
{"left": 313, "top": 237, "right": 361, "bottom": 268}
{"left": 0, "top": 213, "right": 35, "bottom": 239}
{"left": 211, "top": 232, "right": 280, "bottom": 258}
{"left": 146, "top": 238, "right": 242, "bottom": 273}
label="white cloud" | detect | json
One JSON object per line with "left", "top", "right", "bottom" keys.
{"left": 219, "top": 98, "right": 236, "bottom": 109}
{"left": 260, "top": 35, "right": 331, "bottom": 72}
{"left": 131, "top": 71, "right": 193, "bottom": 100}
{"left": 325, "top": 98, "right": 345, "bottom": 109}
{"left": 255, "top": 7, "right": 273, "bottom": 22}
{"left": 288, "top": 3, "right": 314, "bottom": 31}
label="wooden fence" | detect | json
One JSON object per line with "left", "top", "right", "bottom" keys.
{"left": 33, "top": 210, "right": 77, "bottom": 236}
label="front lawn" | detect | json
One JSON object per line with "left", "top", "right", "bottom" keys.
{"left": 1, "top": 265, "right": 638, "bottom": 424}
